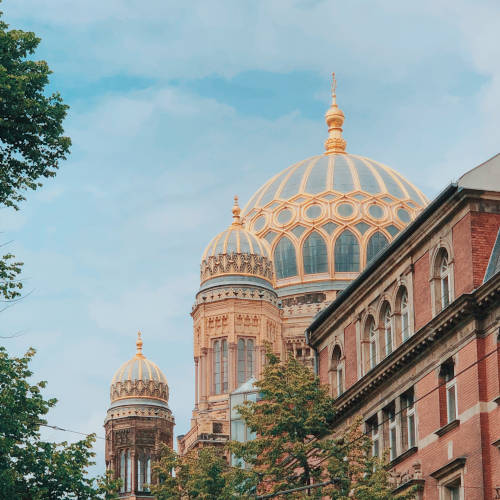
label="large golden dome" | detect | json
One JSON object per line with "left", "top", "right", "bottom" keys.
{"left": 241, "top": 74, "right": 427, "bottom": 292}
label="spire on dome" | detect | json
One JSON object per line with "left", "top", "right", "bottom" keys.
{"left": 231, "top": 195, "right": 242, "bottom": 226}
{"left": 324, "top": 72, "right": 347, "bottom": 155}
{"left": 136, "top": 331, "right": 144, "bottom": 358}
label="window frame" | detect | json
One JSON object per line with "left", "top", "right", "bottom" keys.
{"left": 214, "top": 338, "right": 228, "bottom": 394}
{"left": 237, "top": 338, "right": 255, "bottom": 386}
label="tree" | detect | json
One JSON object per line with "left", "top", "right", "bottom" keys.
{"left": 152, "top": 445, "right": 256, "bottom": 500}
{"left": 0, "top": 7, "right": 71, "bottom": 211}
{"left": 0, "top": 346, "right": 119, "bottom": 499}
{"left": 229, "top": 353, "right": 415, "bottom": 499}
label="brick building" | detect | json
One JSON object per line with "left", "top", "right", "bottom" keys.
{"left": 306, "top": 154, "right": 500, "bottom": 499}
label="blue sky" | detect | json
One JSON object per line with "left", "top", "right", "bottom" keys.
{"left": 2, "top": 0, "right": 499, "bottom": 476}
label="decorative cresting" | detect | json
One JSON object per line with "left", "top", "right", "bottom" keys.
{"left": 110, "top": 332, "right": 169, "bottom": 404}
{"left": 324, "top": 73, "right": 347, "bottom": 155}
{"left": 200, "top": 196, "right": 273, "bottom": 285}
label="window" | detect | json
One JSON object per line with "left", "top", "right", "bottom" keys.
{"left": 388, "top": 406, "right": 397, "bottom": 461}
{"left": 274, "top": 236, "right": 297, "bottom": 279}
{"left": 137, "top": 450, "right": 151, "bottom": 492}
{"left": 439, "top": 251, "right": 450, "bottom": 309}
{"left": 369, "top": 318, "right": 377, "bottom": 369}
{"left": 401, "top": 389, "right": 416, "bottom": 449}
{"left": 440, "top": 360, "right": 457, "bottom": 425}
{"left": 330, "top": 345, "right": 343, "bottom": 397}
{"left": 367, "top": 417, "right": 379, "bottom": 457}
{"left": 383, "top": 304, "right": 393, "bottom": 356}
{"left": 214, "top": 339, "right": 228, "bottom": 394}
{"left": 302, "top": 231, "right": 328, "bottom": 274}
{"left": 366, "top": 231, "right": 389, "bottom": 263}
{"left": 444, "top": 478, "right": 461, "bottom": 500}
{"left": 334, "top": 229, "right": 360, "bottom": 272}
{"left": 238, "top": 338, "right": 254, "bottom": 385}
{"left": 126, "top": 449, "right": 132, "bottom": 491}
{"left": 120, "top": 450, "right": 126, "bottom": 492}
{"left": 399, "top": 287, "right": 410, "bottom": 341}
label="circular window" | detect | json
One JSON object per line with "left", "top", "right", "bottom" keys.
{"left": 253, "top": 216, "right": 266, "bottom": 232}
{"left": 369, "top": 204, "right": 384, "bottom": 219}
{"left": 277, "top": 208, "right": 293, "bottom": 225}
{"left": 306, "top": 204, "right": 322, "bottom": 220}
{"left": 397, "top": 208, "right": 411, "bottom": 223}
{"left": 337, "top": 203, "right": 354, "bottom": 218}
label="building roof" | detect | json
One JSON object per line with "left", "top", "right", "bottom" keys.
{"left": 306, "top": 152, "right": 500, "bottom": 339}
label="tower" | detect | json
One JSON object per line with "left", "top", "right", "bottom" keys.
{"left": 104, "top": 332, "right": 174, "bottom": 498}
{"left": 177, "top": 197, "right": 281, "bottom": 454}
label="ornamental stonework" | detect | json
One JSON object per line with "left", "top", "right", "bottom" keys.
{"left": 110, "top": 379, "right": 169, "bottom": 403}
{"left": 200, "top": 253, "right": 273, "bottom": 282}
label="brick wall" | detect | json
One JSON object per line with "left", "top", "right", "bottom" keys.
{"left": 452, "top": 213, "right": 474, "bottom": 297}
{"left": 470, "top": 211, "right": 500, "bottom": 287}
{"left": 344, "top": 322, "right": 357, "bottom": 389}
{"left": 413, "top": 251, "right": 431, "bottom": 331}
{"left": 318, "top": 346, "right": 328, "bottom": 385}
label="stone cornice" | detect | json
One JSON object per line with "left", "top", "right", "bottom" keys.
{"left": 329, "top": 274, "right": 499, "bottom": 420}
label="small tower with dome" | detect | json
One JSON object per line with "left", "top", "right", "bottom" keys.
{"left": 104, "top": 332, "right": 174, "bottom": 498}
{"left": 177, "top": 197, "right": 281, "bottom": 455}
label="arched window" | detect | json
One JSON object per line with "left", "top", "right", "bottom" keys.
{"left": 274, "top": 236, "right": 297, "bottom": 279}
{"left": 364, "top": 316, "right": 377, "bottom": 370}
{"left": 126, "top": 449, "right": 132, "bottom": 491}
{"left": 382, "top": 304, "right": 393, "bottom": 356}
{"left": 238, "top": 338, "right": 255, "bottom": 385}
{"left": 399, "top": 287, "right": 410, "bottom": 342}
{"left": 334, "top": 229, "right": 360, "bottom": 272}
{"left": 302, "top": 231, "right": 328, "bottom": 274}
{"left": 137, "top": 450, "right": 151, "bottom": 492}
{"left": 214, "top": 339, "right": 228, "bottom": 394}
{"left": 330, "top": 345, "right": 344, "bottom": 397}
{"left": 439, "top": 250, "right": 450, "bottom": 309}
{"left": 120, "top": 450, "right": 126, "bottom": 492}
{"left": 366, "top": 231, "right": 389, "bottom": 263}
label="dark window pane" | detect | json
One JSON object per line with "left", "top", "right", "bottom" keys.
{"left": 274, "top": 236, "right": 297, "bottom": 278}
{"left": 334, "top": 230, "right": 360, "bottom": 272}
{"left": 303, "top": 231, "right": 328, "bottom": 274}
{"left": 367, "top": 231, "right": 389, "bottom": 263}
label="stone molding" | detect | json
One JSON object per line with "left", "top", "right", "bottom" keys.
{"left": 200, "top": 253, "right": 273, "bottom": 283}
{"left": 110, "top": 379, "right": 169, "bottom": 404}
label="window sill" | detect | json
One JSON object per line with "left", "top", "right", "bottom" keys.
{"left": 388, "top": 446, "right": 418, "bottom": 468}
{"left": 435, "top": 419, "right": 460, "bottom": 437}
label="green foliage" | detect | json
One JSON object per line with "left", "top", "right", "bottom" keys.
{"left": 229, "top": 353, "right": 415, "bottom": 499}
{"left": 0, "top": 7, "right": 71, "bottom": 210}
{"left": 229, "top": 353, "right": 337, "bottom": 497}
{"left": 152, "top": 445, "right": 256, "bottom": 500}
{"left": 0, "top": 346, "right": 119, "bottom": 499}
{"left": 0, "top": 251, "right": 22, "bottom": 300}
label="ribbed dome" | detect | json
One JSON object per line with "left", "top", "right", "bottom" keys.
{"left": 243, "top": 153, "right": 427, "bottom": 215}
{"left": 202, "top": 224, "right": 270, "bottom": 260}
{"left": 200, "top": 196, "right": 273, "bottom": 289}
{"left": 110, "top": 332, "right": 169, "bottom": 405}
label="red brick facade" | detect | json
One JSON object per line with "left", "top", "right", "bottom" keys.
{"left": 307, "top": 165, "right": 500, "bottom": 499}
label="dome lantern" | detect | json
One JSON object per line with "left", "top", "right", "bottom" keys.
{"left": 324, "top": 72, "right": 347, "bottom": 155}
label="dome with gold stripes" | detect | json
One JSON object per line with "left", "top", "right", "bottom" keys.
{"left": 200, "top": 196, "right": 273, "bottom": 289}
{"left": 240, "top": 74, "right": 428, "bottom": 292}
{"left": 110, "top": 332, "right": 169, "bottom": 405}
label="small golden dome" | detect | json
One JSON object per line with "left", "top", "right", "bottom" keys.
{"left": 110, "top": 332, "right": 169, "bottom": 404}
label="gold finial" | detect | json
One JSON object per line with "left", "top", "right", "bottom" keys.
{"left": 136, "top": 331, "right": 144, "bottom": 357}
{"left": 324, "top": 72, "right": 347, "bottom": 155}
{"left": 231, "top": 195, "right": 242, "bottom": 226}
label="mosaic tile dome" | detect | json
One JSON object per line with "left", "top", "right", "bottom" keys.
{"left": 110, "top": 333, "right": 169, "bottom": 406}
